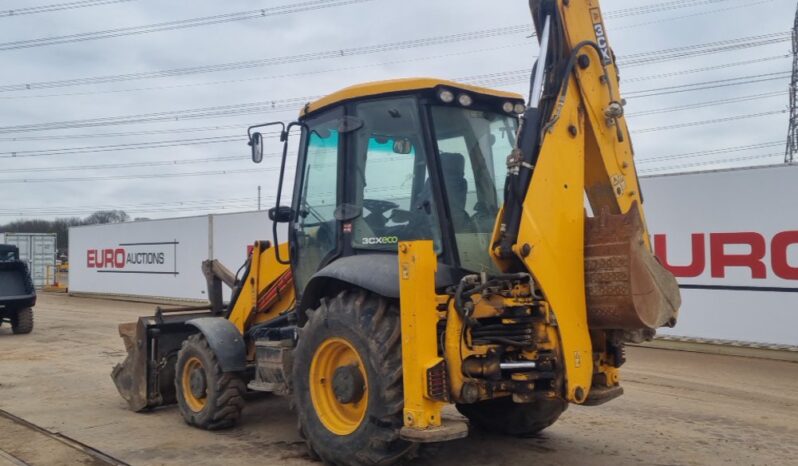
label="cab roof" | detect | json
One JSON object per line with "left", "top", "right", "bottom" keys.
{"left": 300, "top": 78, "right": 525, "bottom": 117}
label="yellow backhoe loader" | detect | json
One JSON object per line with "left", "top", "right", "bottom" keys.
{"left": 112, "top": 1, "right": 681, "bottom": 464}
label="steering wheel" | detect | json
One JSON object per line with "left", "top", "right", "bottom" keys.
{"left": 362, "top": 199, "right": 399, "bottom": 216}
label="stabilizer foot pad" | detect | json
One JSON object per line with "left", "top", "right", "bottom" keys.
{"left": 399, "top": 419, "right": 468, "bottom": 443}
{"left": 583, "top": 385, "right": 624, "bottom": 406}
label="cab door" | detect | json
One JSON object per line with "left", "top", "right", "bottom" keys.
{"left": 290, "top": 108, "right": 344, "bottom": 293}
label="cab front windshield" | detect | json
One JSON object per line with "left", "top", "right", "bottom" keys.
{"left": 430, "top": 105, "right": 517, "bottom": 273}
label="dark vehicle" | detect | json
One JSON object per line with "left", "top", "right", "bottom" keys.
{"left": 0, "top": 244, "right": 35, "bottom": 334}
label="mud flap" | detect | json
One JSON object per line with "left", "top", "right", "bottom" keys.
{"left": 585, "top": 203, "right": 681, "bottom": 330}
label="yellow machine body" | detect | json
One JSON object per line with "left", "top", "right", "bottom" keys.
{"left": 113, "top": 0, "right": 681, "bottom": 461}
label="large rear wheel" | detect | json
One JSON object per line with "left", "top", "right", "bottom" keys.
{"left": 293, "top": 289, "right": 415, "bottom": 466}
{"left": 456, "top": 396, "right": 566, "bottom": 437}
{"left": 11, "top": 308, "right": 33, "bottom": 334}
{"left": 175, "top": 333, "right": 246, "bottom": 430}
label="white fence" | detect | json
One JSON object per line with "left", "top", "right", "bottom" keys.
{"left": 68, "top": 164, "right": 798, "bottom": 346}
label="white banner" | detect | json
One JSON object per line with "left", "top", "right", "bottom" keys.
{"left": 642, "top": 164, "right": 798, "bottom": 346}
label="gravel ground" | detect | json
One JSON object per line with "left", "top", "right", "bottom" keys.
{"left": 1, "top": 293, "right": 796, "bottom": 466}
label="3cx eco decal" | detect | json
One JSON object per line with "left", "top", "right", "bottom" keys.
{"left": 86, "top": 241, "right": 179, "bottom": 275}
{"left": 361, "top": 236, "right": 399, "bottom": 246}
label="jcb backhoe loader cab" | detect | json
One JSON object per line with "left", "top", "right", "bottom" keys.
{"left": 256, "top": 79, "right": 527, "bottom": 318}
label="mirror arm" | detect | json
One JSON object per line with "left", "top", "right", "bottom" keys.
{"left": 272, "top": 121, "right": 305, "bottom": 265}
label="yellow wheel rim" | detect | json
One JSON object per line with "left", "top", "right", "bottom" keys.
{"left": 181, "top": 356, "right": 208, "bottom": 412}
{"left": 309, "top": 337, "right": 368, "bottom": 435}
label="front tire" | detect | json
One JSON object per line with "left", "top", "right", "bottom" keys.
{"left": 293, "top": 289, "right": 415, "bottom": 466}
{"left": 11, "top": 308, "right": 33, "bottom": 334}
{"left": 175, "top": 333, "right": 246, "bottom": 430}
{"left": 456, "top": 396, "right": 566, "bottom": 437}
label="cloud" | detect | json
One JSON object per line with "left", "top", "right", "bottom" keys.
{"left": 0, "top": 0, "right": 793, "bottom": 221}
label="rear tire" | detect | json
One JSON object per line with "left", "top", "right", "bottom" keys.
{"left": 293, "top": 289, "right": 415, "bottom": 466}
{"left": 11, "top": 308, "right": 33, "bottom": 334}
{"left": 175, "top": 333, "right": 246, "bottom": 430}
{"left": 456, "top": 396, "right": 566, "bottom": 437}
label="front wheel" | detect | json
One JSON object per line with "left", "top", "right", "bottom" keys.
{"left": 175, "top": 333, "right": 246, "bottom": 430}
{"left": 11, "top": 308, "right": 33, "bottom": 334}
{"left": 293, "top": 289, "right": 415, "bottom": 466}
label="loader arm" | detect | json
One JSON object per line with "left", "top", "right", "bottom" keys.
{"left": 112, "top": 240, "right": 295, "bottom": 411}
{"left": 491, "top": 0, "right": 681, "bottom": 402}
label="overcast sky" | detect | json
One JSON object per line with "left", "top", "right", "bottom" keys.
{"left": 0, "top": 0, "right": 794, "bottom": 221}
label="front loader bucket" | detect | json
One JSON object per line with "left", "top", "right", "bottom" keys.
{"left": 111, "top": 310, "right": 210, "bottom": 411}
{"left": 585, "top": 203, "right": 681, "bottom": 330}
{"left": 111, "top": 320, "right": 151, "bottom": 411}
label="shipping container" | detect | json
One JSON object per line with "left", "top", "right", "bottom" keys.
{"left": 0, "top": 232, "right": 57, "bottom": 288}
{"left": 69, "top": 212, "right": 282, "bottom": 301}
{"left": 643, "top": 164, "right": 798, "bottom": 347}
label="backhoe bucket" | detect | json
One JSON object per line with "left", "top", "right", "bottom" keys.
{"left": 584, "top": 203, "right": 681, "bottom": 330}
{"left": 111, "top": 310, "right": 210, "bottom": 411}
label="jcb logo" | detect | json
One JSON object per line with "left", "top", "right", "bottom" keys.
{"left": 590, "top": 8, "right": 612, "bottom": 65}
{"left": 362, "top": 236, "right": 399, "bottom": 245}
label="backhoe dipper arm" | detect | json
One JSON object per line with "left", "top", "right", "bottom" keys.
{"left": 492, "top": 0, "right": 680, "bottom": 403}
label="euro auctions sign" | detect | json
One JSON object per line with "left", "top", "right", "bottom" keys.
{"left": 86, "top": 241, "right": 178, "bottom": 275}
{"left": 653, "top": 231, "right": 798, "bottom": 288}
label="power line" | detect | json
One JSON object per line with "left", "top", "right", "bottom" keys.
{"left": 0, "top": 55, "right": 786, "bottom": 143}
{"left": 0, "top": 43, "right": 529, "bottom": 101}
{"left": 0, "top": 199, "right": 276, "bottom": 217}
{"left": 0, "top": 135, "right": 244, "bottom": 157}
{"left": 639, "top": 152, "right": 783, "bottom": 173}
{"left": 0, "top": 0, "right": 742, "bottom": 52}
{"left": 0, "top": 166, "right": 296, "bottom": 184}
{"left": 624, "top": 72, "right": 791, "bottom": 98}
{"left": 0, "top": 97, "right": 311, "bottom": 134}
{"left": 0, "top": 0, "right": 374, "bottom": 51}
{"left": 626, "top": 91, "right": 785, "bottom": 117}
{"left": 0, "top": 196, "right": 261, "bottom": 213}
{"left": 634, "top": 109, "right": 785, "bottom": 134}
{"left": 0, "top": 0, "right": 134, "bottom": 17}
{"left": 637, "top": 141, "right": 784, "bottom": 164}
{"left": 0, "top": 108, "right": 786, "bottom": 177}
{"left": 611, "top": 0, "right": 774, "bottom": 33}
{"left": 0, "top": 4, "right": 784, "bottom": 93}
{"left": 622, "top": 55, "right": 789, "bottom": 83}
{"left": 0, "top": 123, "right": 249, "bottom": 141}
{"left": 0, "top": 25, "right": 532, "bottom": 93}
{"left": 607, "top": 0, "right": 737, "bottom": 17}
{"left": 0, "top": 68, "right": 787, "bottom": 142}
{"left": 0, "top": 60, "right": 790, "bottom": 137}
{"left": 621, "top": 31, "right": 789, "bottom": 65}
{"left": 1, "top": 153, "right": 285, "bottom": 173}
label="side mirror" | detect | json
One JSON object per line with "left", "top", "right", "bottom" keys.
{"left": 249, "top": 132, "right": 263, "bottom": 163}
{"left": 393, "top": 138, "right": 413, "bottom": 154}
{"left": 269, "top": 205, "right": 293, "bottom": 223}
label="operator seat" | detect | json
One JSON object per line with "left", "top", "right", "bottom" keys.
{"left": 417, "top": 152, "right": 470, "bottom": 231}
{"left": 439, "top": 152, "right": 470, "bottom": 230}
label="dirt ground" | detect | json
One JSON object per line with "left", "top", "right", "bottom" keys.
{"left": 1, "top": 293, "right": 797, "bottom": 466}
